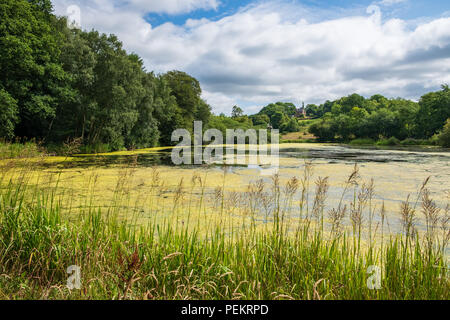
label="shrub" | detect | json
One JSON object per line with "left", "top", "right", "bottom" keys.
{"left": 437, "top": 119, "right": 450, "bottom": 148}
{"left": 349, "top": 138, "right": 375, "bottom": 145}
{"left": 0, "top": 140, "right": 42, "bottom": 159}
{"left": 400, "top": 138, "right": 429, "bottom": 146}
{"left": 377, "top": 137, "right": 400, "bottom": 146}
{"left": 79, "top": 143, "right": 112, "bottom": 154}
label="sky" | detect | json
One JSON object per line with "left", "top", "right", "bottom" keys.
{"left": 52, "top": 0, "right": 450, "bottom": 115}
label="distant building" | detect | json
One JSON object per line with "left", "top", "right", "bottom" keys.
{"left": 295, "top": 102, "right": 307, "bottom": 118}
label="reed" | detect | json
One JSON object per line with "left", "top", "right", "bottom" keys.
{"left": 0, "top": 157, "right": 448, "bottom": 300}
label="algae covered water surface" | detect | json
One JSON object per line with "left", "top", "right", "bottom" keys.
{"left": 3, "top": 143, "right": 449, "bottom": 236}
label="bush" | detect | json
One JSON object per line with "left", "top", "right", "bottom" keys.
{"left": 309, "top": 120, "right": 335, "bottom": 141}
{"left": 436, "top": 119, "right": 450, "bottom": 148}
{"left": 376, "top": 137, "right": 400, "bottom": 146}
{"left": 79, "top": 143, "right": 112, "bottom": 154}
{"left": 400, "top": 138, "right": 429, "bottom": 146}
{"left": 349, "top": 138, "right": 375, "bottom": 145}
{"left": 0, "top": 140, "right": 42, "bottom": 160}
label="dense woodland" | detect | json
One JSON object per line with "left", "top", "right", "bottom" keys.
{"left": 307, "top": 90, "right": 450, "bottom": 146}
{"left": 1, "top": 0, "right": 449, "bottom": 152}
{"left": 1, "top": 0, "right": 213, "bottom": 152}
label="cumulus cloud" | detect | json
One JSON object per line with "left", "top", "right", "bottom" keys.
{"left": 52, "top": 1, "right": 450, "bottom": 114}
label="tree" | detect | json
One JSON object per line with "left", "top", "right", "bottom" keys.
{"left": 127, "top": 72, "right": 159, "bottom": 149}
{"left": 249, "top": 114, "right": 270, "bottom": 126}
{"left": 28, "top": 0, "right": 53, "bottom": 14}
{"left": 56, "top": 32, "right": 134, "bottom": 149}
{"left": 437, "top": 118, "right": 450, "bottom": 148}
{"left": 152, "top": 75, "right": 180, "bottom": 146}
{"left": 51, "top": 29, "right": 161, "bottom": 150}
{"left": 0, "top": 89, "right": 18, "bottom": 139}
{"left": 163, "top": 71, "right": 208, "bottom": 130}
{"left": 51, "top": 26, "right": 96, "bottom": 143}
{"left": 416, "top": 85, "right": 450, "bottom": 138}
{"left": 232, "top": 106, "right": 244, "bottom": 118}
{"left": 195, "top": 100, "right": 212, "bottom": 124}
{"left": 0, "top": 0, "right": 69, "bottom": 139}
{"left": 271, "top": 111, "right": 288, "bottom": 130}
{"left": 338, "top": 94, "right": 366, "bottom": 113}
{"left": 306, "top": 104, "right": 320, "bottom": 117}
{"left": 309, "top": 120, "right": 336, "bottom": 141}
{"left": 280, "top": 118, "right": 300, "bottom": 133}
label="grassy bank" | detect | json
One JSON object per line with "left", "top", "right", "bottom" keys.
{"left": 349, "top": 137, "right": 440, "bottom": 147}
{"left": 0, "top": 157, "right": 448, "bottom": 300}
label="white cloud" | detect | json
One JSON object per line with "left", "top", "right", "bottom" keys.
{"left": 56, "top": 0, "right": 220, "bottom": 15}
{"left": 202, "top": 91, "right": 238, "bottom": 115}
{"left": 52, "top": 1, "right": 450, "bottom": 114}
{"left": 124, "top": 0, "right": 220, "bottom": 14}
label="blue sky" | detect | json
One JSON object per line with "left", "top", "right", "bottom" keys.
{"left": 145, "top": 0, "right": 254, "bottom": 27}
{"left": 145, "top": 0, "right": 450, "bottom": 27}
{"left": 54, "top": 0, "right": 450, "bottom": 114}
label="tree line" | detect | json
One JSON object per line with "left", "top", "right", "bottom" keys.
{"left": 1, "top": 0, "right": 211, "bottom": 152}
{"left": 307, "top": 89, "right": 450, "bottom": 146}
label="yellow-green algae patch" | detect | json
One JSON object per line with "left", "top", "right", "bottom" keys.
{"left": 1, "top": 143, "right": 448, "bottom": 241}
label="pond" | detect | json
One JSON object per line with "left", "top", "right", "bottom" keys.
{"left": 5, "top": 143, "right": 449, "bottom": 238}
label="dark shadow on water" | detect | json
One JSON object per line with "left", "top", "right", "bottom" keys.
{"left": 279, "top": 145, "right": 450, "bottom": 164}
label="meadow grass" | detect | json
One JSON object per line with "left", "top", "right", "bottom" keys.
{"left": 0, "top": 155, "right": 448, "bottom": 300}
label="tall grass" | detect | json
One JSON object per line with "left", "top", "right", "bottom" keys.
{"left": 0, "top": 140, "right": 43, "bottom": 160}
{"left": 0, "top": 158, "right": 448, "bottom": 300}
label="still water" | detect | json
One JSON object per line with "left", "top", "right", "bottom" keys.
{"left": 45, "top": 143, "right": 450, "bottom": 235}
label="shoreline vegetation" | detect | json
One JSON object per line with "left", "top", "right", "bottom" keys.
{"left": 1, "top": 1, "right": 449, "bottom": 154}
{"left": 0, "top": 147, "right": 449, "bottom": 300}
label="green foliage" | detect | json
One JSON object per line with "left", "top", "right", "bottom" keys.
{"left": 0, "top": 1, "right": 212, "bottom": 151}
{"left": 416, "top": 85, "right": 450, "bottom": 138}
{"left": 207, "top": 114, "right": 255, "bottom": 136}
{"left": 307, "top": 91, "right": 446, "bottom": 143}
{"left": 0, "top": 140, "right": 42, "bottom": 159}
{"left": 231, "top": 105, "right": 243, "bottom": 118}
{"left": 249, "top": 114, "right": 270, "bottom": 126}
{"left": 309, "top": 119, "right": 336, "bottom": 142}
{"left": 399, "top": 138, "right": 429, "bottom": 146}
{"left": 436, "top": 118, "right": 450, "bottom": 148}
{"left": 78, "top": 143, "right": 111, "bottom": 154}
{"left": 163, "top": 70, "right": 211, "bottom": 130}
{"left": 376, "top": 137, "right": 401, "bottom": 146}
{"left": 259, "top": 102, "right": 297, "bottom": 118}
{"left": 0, "top": 0, "right": 69, "bottom": 138}
{"left": 270, "top": 111, "right": 287, "bottom": 130}
{"left": 280, "top": 118, "right": 300, "bottom": 133}
{"left": 257, "top": 102, "right": 300, "bottom": 132}
{"left": 0, "top": 89, "right": 18, "bottom": 139}
{"left": 349, "top": 138, "right": 376, "bottom": 145}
